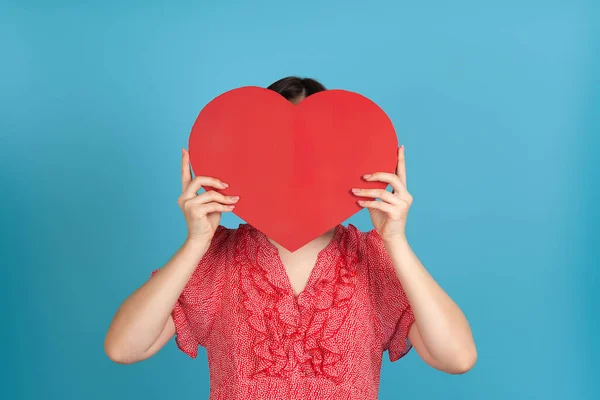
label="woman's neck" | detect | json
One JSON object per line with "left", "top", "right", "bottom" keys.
{"left": 267, "top": 226, "right": 336, "bottom": 257}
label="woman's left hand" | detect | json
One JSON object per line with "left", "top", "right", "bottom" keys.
{"left": 352, "top": 145, "right": 412, "bottom": 242}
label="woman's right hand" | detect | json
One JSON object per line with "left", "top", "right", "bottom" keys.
{"left": 178, "top": 148, "right": 239, "bottom": 245}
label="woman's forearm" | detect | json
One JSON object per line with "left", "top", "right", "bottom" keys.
{"left": 384, "top": 237, "right": 476, "bottom": 368}
{"left": 104, "top": 238, "right": 209, "bottom": 362}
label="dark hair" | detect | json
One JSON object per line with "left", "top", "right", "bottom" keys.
{"left": 267, "top": 76, "right": 326, "bottom": 100}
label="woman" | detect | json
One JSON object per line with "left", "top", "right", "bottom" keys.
{"left": 104, "top": 77, "right": 477, "bottom": 399}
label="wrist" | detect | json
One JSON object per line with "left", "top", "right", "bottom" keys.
{"left": 382, "top": 235, "right": 410, "bottom": 253}
{"left": 183, "top": 236, "right": 211, "bottom": 254}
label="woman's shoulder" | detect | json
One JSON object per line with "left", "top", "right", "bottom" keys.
{"left": 209, "top": 223, "right": 258, "bottom": 254}
{"left": 338, "top": 223, "right": 381, "bottom": 259}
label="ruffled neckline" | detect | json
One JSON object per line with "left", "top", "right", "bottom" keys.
{"left": 250, "top": 223, "right": 344, "bottom": 298}
{"left": 235, "top": 223, "right": 359, "bottom": 382}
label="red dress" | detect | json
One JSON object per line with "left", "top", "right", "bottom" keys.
{"left": 150, "top": 223, "right": 415, "bottom": 399}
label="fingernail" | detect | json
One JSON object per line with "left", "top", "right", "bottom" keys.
{"left": 363, "top": 174, "right": 372, "bottom": 179}
{"left": 228, "top": 205, "right": 235, "bottom": 209}
{"left": 220, "top": 182, "right": 229, "bottom": 188}
{"left": 351, "top": 188, "right": 360, "bottom": 193}
{"left": 229, "top": 196, "right": 239, "bottom": 200}
{"left": 401, "top": 145, "right": 405, "bottom": 152}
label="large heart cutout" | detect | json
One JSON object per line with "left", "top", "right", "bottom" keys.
{"left": 188, "top": 86, "right": 398, "bottom": 251}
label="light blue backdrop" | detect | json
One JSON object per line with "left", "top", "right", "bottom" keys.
{"left": 1, "top": 1, "right": 598, "bottom": 399}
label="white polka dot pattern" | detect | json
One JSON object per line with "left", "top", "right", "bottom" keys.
{"left": 150, "top": 223, "right": 415, "bottom": 399}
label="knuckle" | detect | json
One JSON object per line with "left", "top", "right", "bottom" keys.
{"left": 183, "top": 198, "right": 194, "bottom": 209}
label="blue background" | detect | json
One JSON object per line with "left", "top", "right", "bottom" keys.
{"left": 1, "top": 1, "right": 598, "bottom": 399}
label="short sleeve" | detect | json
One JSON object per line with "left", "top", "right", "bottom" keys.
{"left": 365, "top": 228, "right": 416, "bottom": 362}
{"left": 149, "top": 225, "right": 230, "bottom": 358}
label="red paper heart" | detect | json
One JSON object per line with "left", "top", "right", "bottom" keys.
{"left": 188, "top": 86, "right": 398, "bottom": 251}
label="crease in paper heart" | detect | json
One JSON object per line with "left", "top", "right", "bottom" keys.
{"left": 188, "top": 86, "right": 398, "bottom": 252}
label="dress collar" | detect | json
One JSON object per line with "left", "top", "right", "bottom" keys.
{"left": 234, "top": 222, "right": 358, "bottom": 382}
